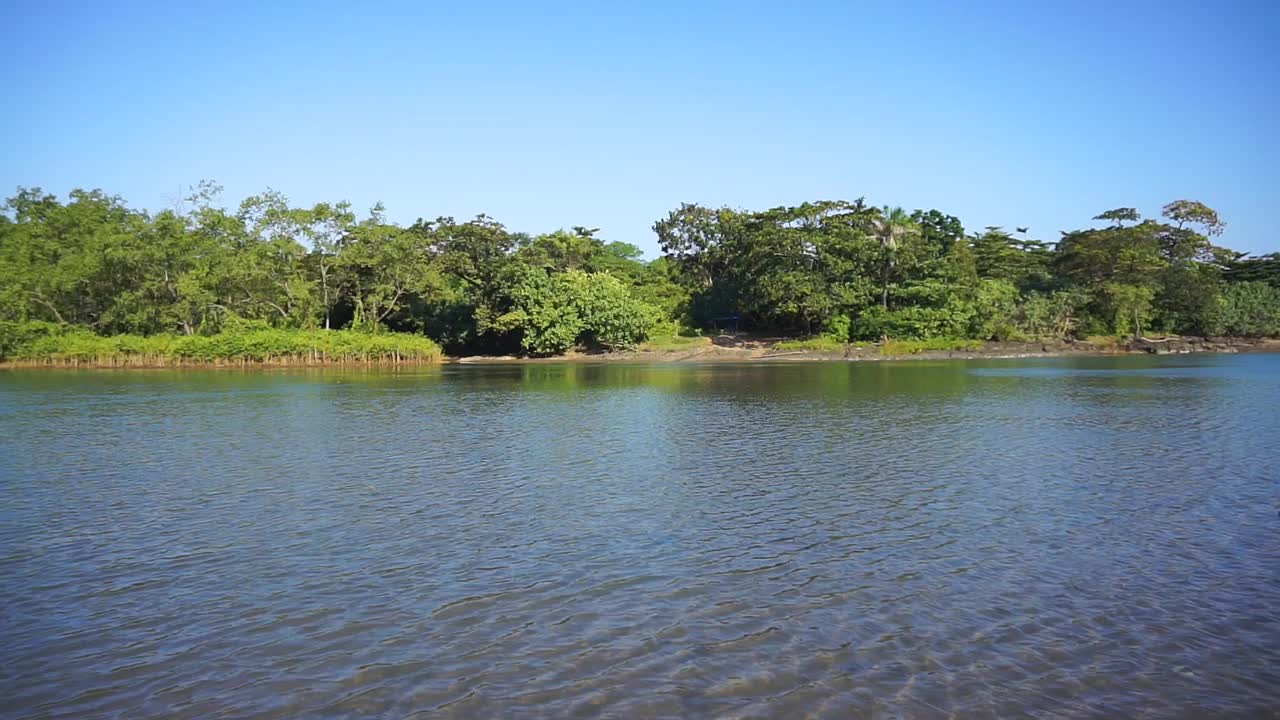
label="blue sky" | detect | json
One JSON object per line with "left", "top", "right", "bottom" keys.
{"left": 2, "top": 0, "right": 1276, "bottom": 255}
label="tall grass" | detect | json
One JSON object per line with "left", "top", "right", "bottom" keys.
{"left": 773, "top": 337, "right": 847, "bottom": 352}
{"left": 639, "top": 335, "right": 711, "bottom": 352}
{"left": 639, "top": 321, "right": 711, "bottom": 352}
{"left": 880, "top": 338, "right": 984, "bottom": 356}
{"left": 0, "top": 322, "right": 442, "bottom": 367}
{"left": 1083, "top": 334, "right": 1122, "bottom": 349}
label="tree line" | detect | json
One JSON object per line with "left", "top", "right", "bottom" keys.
{"left": 655, "top": 199, "right": 1278, "bottom": 343}
{"left": 2, "top": 183, "right": 1278, "bottom": 358}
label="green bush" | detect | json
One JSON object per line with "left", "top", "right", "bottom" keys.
{"left": 504, "top": 269, "right": 657, "bottom": 356}
{"left": 0, "top": 320, "right": 63, "bottom": 361}
{"left": 1104, "top": 282, "right": 1156, "bottom": 336}
{"left": 0, "top": 322, "right": 441, "bottom": 365}
{"left": 822, "top": 314, "right": 851, "bottom": 343}
{"left": 970, "top": 279, "right": 1020, "bottom": 340}
{"left": 564, "top": 271, "right": 659, "bottom": 350}
{"left": 1016, "top": 290, "right": 1090, "bottom": 339}
{"left": 852, "top": 304, "right": 974, "bottom": 341}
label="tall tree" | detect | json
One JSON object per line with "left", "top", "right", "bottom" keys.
{"left": 867, "top": 206, "right": 918, "bottom": 309}
{"left": 343, "top": 205, "right": 441, "bottom": 330}
{"left": 1162, "top": 200, "right": 1225, "bottom": 237}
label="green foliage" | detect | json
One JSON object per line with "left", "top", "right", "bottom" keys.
{"left": 342, "top": 211, "right": 441, "bottom": 331}
{"left": 1, "top": 186, "right": 1272, "bottom": 365}
{"left": 563, "top": 271, "right": 659, "bottom": 350}
{"left": 881, "top": 338, "right": 983, "bottom": 355}
{"left": 0, "top": 320, "right": 64, "bottom": 361}
{"left": 501, "top": 267, "right": 585, "bottom": 356}
{"left": 640, "top": 335, "right": 710, "bottom": 352}
{"left": 501, "top": 269, "right": 657, "bottom": 356}
{"left": 1154, "top": 262, "right": 1220, "bottom": 335}
{"left": 640, "top": 320, "right": 710, "bottom": 351}
{"left": 1084, "top": 334, "right": 1121, "bottom": 348}
{"left": 1104, "top": 282, "right": 1156, "bottom": 336}
{"left": 774, "top": 336, "right": 846, "bottom": 352}
{"left": 1093, "top": 208, "right": 1141, "bottom": 226}
{"left": 1015, "top": 290, "right": 1090, "bottom": 339}
{"left": 645, "top": 195, "right": 1259, "bottom": 345}
{"left": 0, "top": 321, "right": 441, "bottom": 365}
{"left": 1225, "top": 252, "right": 1280, "bottom": 288}
{"left": 851, "top": 303, "right": 976, "bottom": 341}
{"left": 970, "top": 227, "right": 1052, "bottom": 290}
{"left": 822, "top": 314, "right": 851, "bottom": 344}
{"left": 971, "top": 279, "right": 1020, "bottom": 340}
{"left": 1211, "top": 282, "right": 1280, "bottom": 337}
{"left": 1162, "top": 199, "right": 1225, "bottom": 236}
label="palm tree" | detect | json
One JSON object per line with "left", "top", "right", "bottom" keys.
{"left": 868, "top": 206, "right": 918, "bottom": 309}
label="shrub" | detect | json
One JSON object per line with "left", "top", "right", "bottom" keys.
{"left": 852, "top": 305, "right": 973, "bottom": 341}
{"left": 0, "top": 322, "right": 442, "bottom": 365}
{"left": 822, "top": 314, "right": 851, "bottom": 343}
{"left": 1016, "top": 290, "right": 1090, "bottom": 340}
{"left": 970, "top": 279, "right": 1019, "bottom": 340}
{"left": 0, "top": 320, "right": 63, "bottom": 361}
{"left": 504, "top": 269, "right": 658, "bottom": 356}
{"left": 564, "top": 271, "right": 659, "bottom": 350}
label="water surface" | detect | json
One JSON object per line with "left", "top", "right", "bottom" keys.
{"left": 2, "top": 356, "right": 1278, "bottom": 718}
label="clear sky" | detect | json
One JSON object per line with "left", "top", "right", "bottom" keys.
{"left": 2, "top": 0, "right": 1276, "bottom": 255}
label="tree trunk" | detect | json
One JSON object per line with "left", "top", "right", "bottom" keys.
{"left": 321, "top": 262, "right": 331, "bottom": 330}
{"left": 32, "top": 294, "right": 66, "bottom": 324}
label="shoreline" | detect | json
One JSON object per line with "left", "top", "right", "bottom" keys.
{"left": 4, "top": 337, "right": 1277, "bottom": 370}
{"left": 454, "top": 336, "right": 1280, "bottom": 365}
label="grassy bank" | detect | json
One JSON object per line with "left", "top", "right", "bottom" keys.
{"left": 772, "top": 337, "right": 986, "bottom": 355}
{"left": 638, "top": 334, "right": 712, "bottom": 352}
{"left": 880, "top": 338, "right": 985, "bottom": 355}
{"left": 773, "top": 337, "right": 847, "bottom": 352}
{"left": 0, "top": 323, "right": 442, "bottom": 367}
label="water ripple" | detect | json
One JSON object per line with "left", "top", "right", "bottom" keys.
{"left": 1, "top": 356, "right": 1278, "bottom": 718}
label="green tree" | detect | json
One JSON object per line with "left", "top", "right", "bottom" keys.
{"left": 241, "top": 193, "right": 355, "bottom": 329}
{"left": 1093, "top": 208, "right": 1141, "bottom": 226}
{"left": 1224, "top": 252, "right": 1280, "bottom": 287}
{"left": 423, "top": 214, "right": 523, "bottom": 351}
{"left": 343, "top": 205, "right": 442, "bottom": 330}
{"left": 519, "top": 227, "right": 605, "bottom": 272}
{"left": 867, "top": 206, "right": 918, "bottom": 309}
{"left": 561, "top": 270, "right": 657, "bottom": 349}
{"left": 500, "top": 269, "right": 656, "bottom": 355}
{"left": 1162, "top": 199, "right": 1225, "bottom": 237}
{"left": 1105, "top": 282, "right": 1156, "bottom": 337}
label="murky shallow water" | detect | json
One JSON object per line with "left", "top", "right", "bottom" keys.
{"left": 1, "top": 356, "right": 1278, "bottom": 718}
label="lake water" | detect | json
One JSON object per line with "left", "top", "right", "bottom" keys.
{"left": 1, "top": 355, "right": 1278, "bottom": 718}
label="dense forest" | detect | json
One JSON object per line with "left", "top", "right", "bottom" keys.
{"left": 1, "top": 183, "right": 1278, "bottom": 362}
